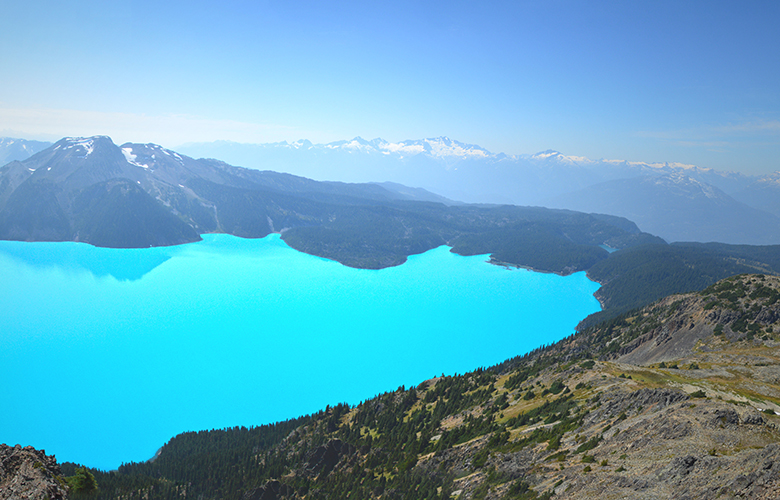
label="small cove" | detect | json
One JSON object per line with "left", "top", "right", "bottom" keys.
{"left": 0, "top": 233, "right": 601, "bottom": 470}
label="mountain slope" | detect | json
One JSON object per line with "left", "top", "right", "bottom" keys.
{"left": 60, "top": 274, "right": 780, "bottom": 500}
{"left": 0, "top": 137, "right": 201, "bottom": 246}
{"left": 0, "top": 137, "right": 51, "bottom": 165}
{"left": 546, "top": 173, "right": 780, "bottom": 245}
{"left": 731, "top": 173, "right": 780, "bottom": 219}
{"left": 0, "top": 136, "right": 662, "bottom": 277}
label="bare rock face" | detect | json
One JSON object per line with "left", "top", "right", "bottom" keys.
{"left": 0, "top": 444, "right": 68, "bottom": 500}
{"left": 304, "top": 439, "right": 356, "bottom": 477}
{"left": 243, "top": 480, "right": 295, "bottom": 500}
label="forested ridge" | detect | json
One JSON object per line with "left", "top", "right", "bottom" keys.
{"left": 580, "top": 242, "right": 780, "bottom": 328}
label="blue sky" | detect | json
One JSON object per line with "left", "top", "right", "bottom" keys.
{"left": 1, "top": 0, "right": 778, "bottom": 173}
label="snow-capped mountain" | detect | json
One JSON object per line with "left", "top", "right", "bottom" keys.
{"left": 0, "top": 136, "right": 458, "bottom": 249}
{"left": 176, "top": 137, "right": 757, "bottom": 205}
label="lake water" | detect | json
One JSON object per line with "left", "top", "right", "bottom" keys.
{"left": 0, "top": 234, "right": 600, "bottom": 470}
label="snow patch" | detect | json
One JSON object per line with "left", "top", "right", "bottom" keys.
{"left": 379, "top": 142, "right": 426, "bottom": 155}
{"left": 159, "top": 148, "right": 184, "bottom": 163}
{"left": 532, "top": 150, "right": 562, "bottom": 160}
{"left": 424, "top": 138, "right": 489, "bottom": 158}
{"left": 121, "top": 147, "right": 151, "bottom": 169}
{"left": 341, "top": 139, "right": 374, "bottom": 151}
{"left": 63, "top": 137, "right": 95, "bottom": 157}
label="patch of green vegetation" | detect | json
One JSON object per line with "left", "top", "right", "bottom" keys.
{"left": 64, "top": 466, "right": 98, "bottom": 495}
{"left": 504, "top": 480, "right": 552, "bottom": 500}
{"left": 472, "top": 448, "right": 489, "bottom": 469}
{"left": 545, "top": 450, "right": 569, "bottom": 462}
{"left": 549, "top": 380, "right": 566, "bottom": 394}
{"left": 575, "top": 436, "right": 601, "bottom": 454}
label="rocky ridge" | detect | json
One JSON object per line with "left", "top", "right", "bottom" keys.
{"left": 0, "top": 444, "right": 67, "bottom": 500}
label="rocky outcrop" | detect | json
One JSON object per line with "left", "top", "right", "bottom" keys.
{"left": 303, "top": 439, "right": 356, "bottom": 477}
{"left": 243, "top": 480, "right": 295, "bottom": 500}
{"left": 0, "top": 444, "right": 67, "bottom": 500}
{"left": 611, "top": 275, "right": 780, "bottom": 366}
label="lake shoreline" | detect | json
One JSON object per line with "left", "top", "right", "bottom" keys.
{"left": 0, "top": 234, "right": 601, "bottom": 470}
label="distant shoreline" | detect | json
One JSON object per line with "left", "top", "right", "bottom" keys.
{"left": 486, "top": 257, "right": 573, "bottom": 277}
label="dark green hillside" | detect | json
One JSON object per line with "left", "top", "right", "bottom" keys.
{"left": 0, "top": 178, "right": 72, "bottom": 241}
{"left": 72, "top": 180, "right": 201, "bottom": 248}
{"left": 282, "top": 204, "right": 453, "bottom": 269}
{"left": 674, "top": 241, "right": 780, "bottom": 271}
{"left": 450, "top": 224, "right": 607, "bottom": 275}
{"left": 581, "top": 242, "right": 780, "bottom": 328}
{"left": 282, "top": 204, "right": 653, "bottom": 272}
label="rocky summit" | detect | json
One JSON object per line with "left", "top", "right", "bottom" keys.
{"left": 0, "top": 444, "right": 67, "bottom": 500}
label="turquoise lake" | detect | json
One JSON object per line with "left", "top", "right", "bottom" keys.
{"left": 0, "top": 234, "right": 601, "bottom": 470}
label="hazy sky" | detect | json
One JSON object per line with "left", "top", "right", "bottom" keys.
{"left": 1, "top": 0, "right": 778, "bottom": 173}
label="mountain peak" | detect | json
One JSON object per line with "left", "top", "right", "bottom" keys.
{"left": 38, "top": 136, "right": 120, "bottom": 166}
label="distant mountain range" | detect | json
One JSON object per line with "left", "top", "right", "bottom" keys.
{"left": 176, "top": 137, "right": 743, "bottom": 205}
{"left": 0, "top": 137, "right": 51, "bottom": 165}
{"left": 4, "top": 135, "right": 780, "bottom": 245}
{"left": 0, "top": 136, "right": 453, "bottom": 252}
{"left": 176, "top": 137, "right": 780, "bottom": 244}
